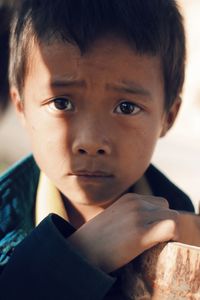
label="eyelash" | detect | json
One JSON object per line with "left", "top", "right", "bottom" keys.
{"left": 46, "top": 96, "right": 141, "bottom": 116}
{"left": 114, "top": 101, "right": 141, "bottom": 115}
{"left": 48, "top": 97, "right": 74, "bottom": 112}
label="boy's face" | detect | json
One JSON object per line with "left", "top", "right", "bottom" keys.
{"left": 13, "top": 37, "right": 179, "bottom": 207}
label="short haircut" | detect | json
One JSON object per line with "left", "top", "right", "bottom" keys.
{"left": 0, "top": 0, "right": 19, "bottom": 112}
{"left": 9, "top": 0, "right": 186, "bottom": 110}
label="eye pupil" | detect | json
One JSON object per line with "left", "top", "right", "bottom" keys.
{"left": 120, "top": 102, "right": 134, "bottom": 114}
{"left": 54, "top": 98, "right": 68, "bottom": 110}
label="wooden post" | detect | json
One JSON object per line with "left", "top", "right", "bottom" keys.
{"left": 121, "top": 242, "right": 200, "bottom": 300}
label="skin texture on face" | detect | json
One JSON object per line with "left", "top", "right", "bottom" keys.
{"left": 12, "top": 37, "right": 180, "bottom": 223}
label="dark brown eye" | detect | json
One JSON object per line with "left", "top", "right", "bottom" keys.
{"left": 115, "top": 101, "right": 141, "bottom": 115}
{"left": 49, "top": 97, "right": 73, "bottom": 111}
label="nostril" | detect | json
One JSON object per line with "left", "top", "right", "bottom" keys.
{"left": 77, "top": 148, "right": 106, "bottom": 155}
{"left": 98, "top": 149, "right": 105, "bottom": 155}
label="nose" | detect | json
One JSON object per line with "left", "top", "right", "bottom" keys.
{"left": 72, "top": 139, "right": 111, "bottom": 156}
{"left": 72, "top": 124, "right": 112, "bottom": 156}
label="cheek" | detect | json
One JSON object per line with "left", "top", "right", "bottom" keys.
{"left": 118, "top": 123, "right": 161, "bottom": 171}
{"left": 117, "top": 135, "right": 156, "bottom": 187}
{"left": 25, "top": 110, "right": 68, "bottom": 148}
{"left": 25, "top": 116, "right": 72, "bottom": 175}
{"left": 120, "top": 117, "right": 161, "bottom": 150}
{"left": 139, "top": 125, "right": 161, "bottom": 151}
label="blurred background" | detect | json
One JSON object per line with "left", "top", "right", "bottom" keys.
{"left": 0, "top": 0, "right": 199, "bottom": 210}
{"left": 152, "top": 0, "right": 200, "bottom": 211}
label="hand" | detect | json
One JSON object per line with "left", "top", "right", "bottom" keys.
{"left": 175, "top": 212, "right": 200, "bottom": 247}
{"left": 67, "top": 193, "right": 179, "bottom": 273}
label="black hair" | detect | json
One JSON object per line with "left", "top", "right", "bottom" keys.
{"left": 9, "top": 0, "right": 186, "bottom": 110}
{"left": 0, "top": 0, "right": 19, "bottom": 113}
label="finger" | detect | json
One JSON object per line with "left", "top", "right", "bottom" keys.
{"left": 145, "top": 209, "right": 179, "bottom": 225}
{"left": 141, "top": 215, "right": 179, "bottom": 250}
{"left": 142, "top": 195, "right": 169, "bottom": 209}
{"left": 127, "top": 193, "right": 169, "bottom": 209}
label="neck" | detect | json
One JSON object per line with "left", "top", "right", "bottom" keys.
{"left": 62, "top": 196, "right": 105, "bottom": 229}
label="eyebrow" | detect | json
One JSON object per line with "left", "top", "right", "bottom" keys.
{"left": 106, "top": 80, "right": 151, "bottom": 97}
{"left": 50, "top": 79, "right": 86, "bottom": 88}
{"left": 50, "top": 78, "right": 151, "bottom": 98}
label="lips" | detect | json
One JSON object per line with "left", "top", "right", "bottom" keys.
{"left": 69, "top": 170, "right": 113, "bottom": 178}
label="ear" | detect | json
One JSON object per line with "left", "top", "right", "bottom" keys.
{"left": 10, "top": 86, "right": 26, "bottom": 127}
{"left": 160, "top": 97, "right": 182, "bottom": 137}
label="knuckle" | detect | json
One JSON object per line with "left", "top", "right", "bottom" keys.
{"left": 126, "top": 193, "right": 141, "bottom": 202}
{"left": 118, "top": 192, "right": 134, "bottom": 202}
{"left": 123, "top": 193, "right": 142, "bottom": 206}
{"left": 158, "top": 197, "right": 169, "bottom": 208}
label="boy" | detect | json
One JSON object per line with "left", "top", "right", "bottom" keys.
{"left": 0, "top": 0, "right": 199, "bottom": 299}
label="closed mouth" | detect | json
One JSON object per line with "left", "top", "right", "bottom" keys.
{"left": 69, "top": 171, "right": 113, "bottom": 178}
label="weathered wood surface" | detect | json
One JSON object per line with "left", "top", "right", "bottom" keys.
{"left": 121, "top": 242, "right": 200, "bottom": 300}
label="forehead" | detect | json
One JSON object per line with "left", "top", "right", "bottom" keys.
{"left": 24, "top": 36, "right": 164, "bottom": 101}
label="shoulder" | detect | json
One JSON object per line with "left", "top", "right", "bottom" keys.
{"left": 0, "top": 155, "right": 39, "bottom": 184}
{"left": 0, "top": 155, "right": 40, "bottom": 203}
{"left": 0, "top": 155, "right": 40, "bottom": 238}
{"left": 145, "top": 164, "right": 194, "bottom": 212}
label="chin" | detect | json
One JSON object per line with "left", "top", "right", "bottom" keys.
{"left": 65, "top": 189, "right": 116, "bottom": 207}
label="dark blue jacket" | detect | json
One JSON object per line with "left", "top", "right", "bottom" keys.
{"left": 0, "top": 155, "right": 194, "bottom": 299}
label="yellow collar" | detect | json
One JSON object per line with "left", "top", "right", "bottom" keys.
{"left": 35, "top": 172, "right": 69, "bottom": 226}
{"left": 35, "top": 172, "right": 152, "bottom": 226}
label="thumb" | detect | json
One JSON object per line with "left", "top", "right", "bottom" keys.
{"left": 141, "top": 218, "right": 178, "bottom": 250}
